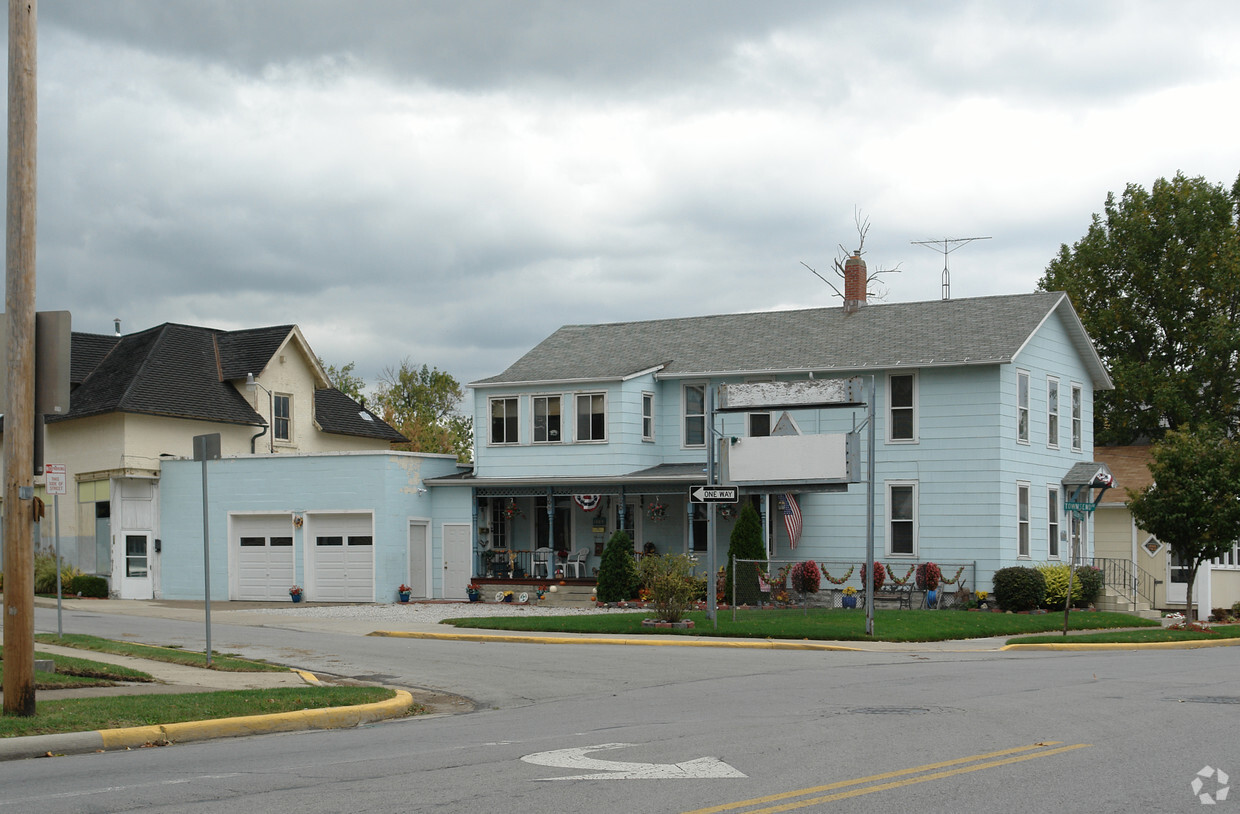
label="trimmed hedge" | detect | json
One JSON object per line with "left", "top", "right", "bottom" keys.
{"left": 68, "top": 574, "right": 109, "bottom": 598}
{"left": 992, "top": 566, "right": 1046, "bottom": 612}
{"left": 596, "top": 530, "right": 640, "bottom": 602}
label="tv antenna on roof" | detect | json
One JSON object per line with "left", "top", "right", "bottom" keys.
{"left": 910, "top": 236, "right": 991, "bottom": 301}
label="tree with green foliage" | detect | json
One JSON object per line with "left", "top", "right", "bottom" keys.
{"left": 725, "top": 503, "right": 767, "bottom": 605}
{"left": 596, "top": 530, "right": 640, "bottom": 602}
{"left": 319, "top": 358, "right": 367, "bottom": 404}
{"left": 1038, "top": 172, "right": 1240, "bottom": 445}
{"left": 1128, "top": 427, "right": 1240, "bottom": 623}
{"left": 373, "top": 359, "right": 473, "bottom": 462}
{"left": 638, "top": 553, "right": 698, "bottom": 622}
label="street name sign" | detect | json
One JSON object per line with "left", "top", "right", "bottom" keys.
{"left": 690, "top": 486, "right": 738, "bottom": 504}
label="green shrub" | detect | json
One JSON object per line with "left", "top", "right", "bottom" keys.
{"left": 1074, "top": 565, "right": 1103, "bottom": 606}
{"left": 1036, "top": 563, "right": 1077, "bottom": 608}
{"left": 638, "top": 554, "right": 698, "bottom": 623}
{"left": 596, "top": 530, "right": 640, "bottom": 602}
{"left": 33, "top": 550, "right": 81, "bottom": 595}
{"left": 68, "top": 574, "right": 109, "bottom": 598}
{"left": 725, "top": 504, "right": 767, "bottom": 604}
{"left": 992, "top": 566, "right": 1045, "bottom": 612}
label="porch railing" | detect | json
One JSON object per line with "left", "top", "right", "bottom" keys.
{"left": 1086, "top": 557, "right": 1160, "bottom": 606}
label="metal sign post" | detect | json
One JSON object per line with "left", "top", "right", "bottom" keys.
{"left": 193, "top": 434, "right": 221, "bottom": 665}
{"left": 45, "top": 463, "right": 67, "bottom": 636}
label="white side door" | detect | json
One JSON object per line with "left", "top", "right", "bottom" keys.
{"left": 1167, "top": 549, "right": 1199, "bottom": 605}
{"left": 442, "top": 523, "right": 471, "bottom": 600}
{"left": 408, "top": 520, "right": 430, "bottom": 599}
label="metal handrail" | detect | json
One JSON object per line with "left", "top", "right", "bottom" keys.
{"left": 1087, "top": 557, "right": 1159, "bottom": 606}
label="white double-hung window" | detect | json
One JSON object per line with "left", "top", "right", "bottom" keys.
{"left": 683, "top": 383, "right": 706, "bottom": 448}
{"left": 575, "top": 392, "right": 607, "bottom": 442}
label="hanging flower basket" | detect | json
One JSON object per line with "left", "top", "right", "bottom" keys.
{"left": 646, "top": 500, "right": 667, "bottom": 522}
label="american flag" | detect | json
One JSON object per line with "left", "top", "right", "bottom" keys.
{"left": 779, "top": 493, "right": 802, "bottom": 550}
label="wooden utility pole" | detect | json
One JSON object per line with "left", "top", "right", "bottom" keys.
{"left": 3, "top": 0, "right": 38, "bottom": 718}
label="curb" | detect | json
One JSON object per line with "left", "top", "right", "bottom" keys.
{"left": 1001, "top": 637, "right": 1240, "bottom": 651}
{"left": 369, "top": 630, "right": 865, "bottom": 651}
{"left": 0, "top": 689, "right": 413, "bottom": 763}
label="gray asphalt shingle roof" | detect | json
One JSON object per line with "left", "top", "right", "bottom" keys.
{"left": 472, "top": 291, "right": 1111, "bottom": 388}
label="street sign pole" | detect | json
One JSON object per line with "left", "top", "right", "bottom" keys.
{"left": 45, "top": 463, "right": 66, "bottom": 637}
{"left": 194, "top": 434, "right": 221, "bottom": 666}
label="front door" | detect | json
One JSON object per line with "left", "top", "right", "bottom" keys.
{"left": 1167, "top": 549, "right": 1199, "bottom": 605}
{"left": 120, "top": 533, "right": 153, "bottom": 598}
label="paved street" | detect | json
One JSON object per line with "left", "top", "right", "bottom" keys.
{"left": 0, "top": 600, "right": 1234, "bottom": 813}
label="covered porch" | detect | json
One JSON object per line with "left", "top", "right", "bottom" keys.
{"left": 464, "top": 464, "right": 711, "bottom": 582}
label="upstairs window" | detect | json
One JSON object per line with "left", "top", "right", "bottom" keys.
{"left": 575, "top": 393, "right": 606, "bottom": 442}
{"left": 273, "top": 394, "right": 292, "bottom": 442}
{"left": 642, "top": 392, "right": 655, "bottom": 441}
{"left": 1071, "top": 384, "right": 1083, "bottom": 451}
{"left": 532, "top": 395, "right": 562, "bottom": 443}
{"left": 888, "top": 373, "right": 917, "bottom": 442}
{"left": 490, "top": 397, "right": 519, "bottom": 444}
{"left": 1017, "top": 370, "right": 1030, "bottom": 443}
{"left": 1047, "top": 377, "right": 1060, "bottom": 449}
{"left": 683, "top": 383, "right": 706, "bottom": 448}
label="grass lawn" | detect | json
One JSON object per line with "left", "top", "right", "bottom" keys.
{"left": 0, "top": 652, "right": 154, "bottom": 690}
{"left": 34, "top": 633, "right": 286, "bottom": 672}
{"left": 0, "top": 686, "right": 406, "bottom": 739}
{"left": 443, "top": 608, "right": 1159, "bottom": 642}
{"left": 1012, "top": 623, "right": 1240, "bottom": 645}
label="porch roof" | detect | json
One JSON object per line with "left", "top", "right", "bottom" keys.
{"left": 424, "top": 462, "right": 707, "bottom": 494}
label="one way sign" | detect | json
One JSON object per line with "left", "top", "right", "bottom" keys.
{"left": 690, "top": 486, "right": 738, "bottom": 504}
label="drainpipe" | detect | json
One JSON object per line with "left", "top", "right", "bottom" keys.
{"left": 250, "top": 424, "right": 268, "bottom": 454}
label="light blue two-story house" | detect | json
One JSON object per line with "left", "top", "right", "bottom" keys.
{"left": 452, "top": 285, "right": 1111, "bottom": 595}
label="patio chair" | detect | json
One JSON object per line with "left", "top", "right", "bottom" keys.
{"left": 533, "top": 547, "right": 554, "bottom": 578}
{"left": 565, "top": 547, "right": 589, "bottom": 578}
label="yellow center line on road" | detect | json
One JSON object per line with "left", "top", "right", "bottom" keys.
{"left": 682, "top": 741, "right": 1092, "bottom": 814}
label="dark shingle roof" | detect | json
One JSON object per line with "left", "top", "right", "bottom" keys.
{"left": 472, "top": 292, "right": 1111, "bottom": 388}
{"left": 217, "top": 325, "right": 296, "bottom": 380}
{"left": 53, "top": 324, "right": 263, "bottom": 425}
{"left": 47, "top": 323, "right": 406, "bottom": 443}
{"left": 314, "top": 387, "right": 407, "bottom": 442}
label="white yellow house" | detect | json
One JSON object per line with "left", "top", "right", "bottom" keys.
{"left": 1, "top": 322, "right": 404, "bottom": 598}
{"left": 1093, "top": 445, "right": 1240, "bottom": 617}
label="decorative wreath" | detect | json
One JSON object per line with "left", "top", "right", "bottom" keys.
{"left": 293, "top": 515, "right": 304, "bottom": 528}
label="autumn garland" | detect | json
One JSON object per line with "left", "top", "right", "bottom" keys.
{"left": 938, "top": 566, "right": 966, "bottom": 586}
{"left": 821, "top": 565, "right": 854, "bottom": 585}
{"left": 886, "top": 565, "right": 916, "bottom": 586}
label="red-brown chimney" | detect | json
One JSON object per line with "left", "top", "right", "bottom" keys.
{"left": 843, "top": 253, "right": 866, "bottom": 314}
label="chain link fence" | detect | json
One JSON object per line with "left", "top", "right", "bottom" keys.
{"left": 729, "top": 558, "right": 976, "bottom": 619}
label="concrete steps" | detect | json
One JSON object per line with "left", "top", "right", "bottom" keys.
{"left": 1097, "top": 588, "right": 1162, "bottom": 621}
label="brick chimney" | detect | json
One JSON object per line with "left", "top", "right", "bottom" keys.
{"left": 843, "top": 253, "right": 866, "bottom": 314}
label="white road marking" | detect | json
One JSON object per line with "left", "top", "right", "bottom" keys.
{"left": 522, "top": 742, "right": 746, "bottom": 780}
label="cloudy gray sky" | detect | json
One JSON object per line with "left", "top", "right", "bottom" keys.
{"left": 17, "top": 1, "right": 1240, "bottom": 390}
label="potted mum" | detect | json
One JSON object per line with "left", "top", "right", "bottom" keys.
{"left": 841, "top": 585, "right": 858, "bottom": 609}
{"left": 289, "top": 585, "right": 303, "bottom": 603}
{"left": 398, "top": 584, "right": 412, "bottom": 603}
{"left": 916, "top": 562, "right": 941, "bottom": 607}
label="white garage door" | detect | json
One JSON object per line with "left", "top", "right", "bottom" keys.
{"left": 311, "top": 514, "right": 374, "bottom": 602}
{"left": 234, "top": 515, "right": 295, "bottom": 601}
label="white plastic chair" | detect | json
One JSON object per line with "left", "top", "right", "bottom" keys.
{"left": 533, "top": 547, "right": 553, "bottom": 578}
{"left": 565, "top": 547, "right": 588, "bottom": 578}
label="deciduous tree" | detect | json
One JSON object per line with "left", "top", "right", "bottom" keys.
{"left": 373, "top": 359, "right": 473, "bottom": 461}
{"left": 1127, "top": 427, "right": 1240, "bottom": 622}
{"left": 1038, "top": 172, "right": 1240, "bottom": 445}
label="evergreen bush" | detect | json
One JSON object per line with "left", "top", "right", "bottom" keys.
{"left": 1074, "top": 565, "right": 1103, "bottom": 606}
{"left": 595, "top": 530, "right": 640, "bottom": 602}
{"left": 993, "top": 566, "right": 1046, "bottom": 611}
{"left": 68, "top": 574, "right": 109, "bottom": 598}
{"left": 725, "top": 503, "right": 767, "bottom": 604}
